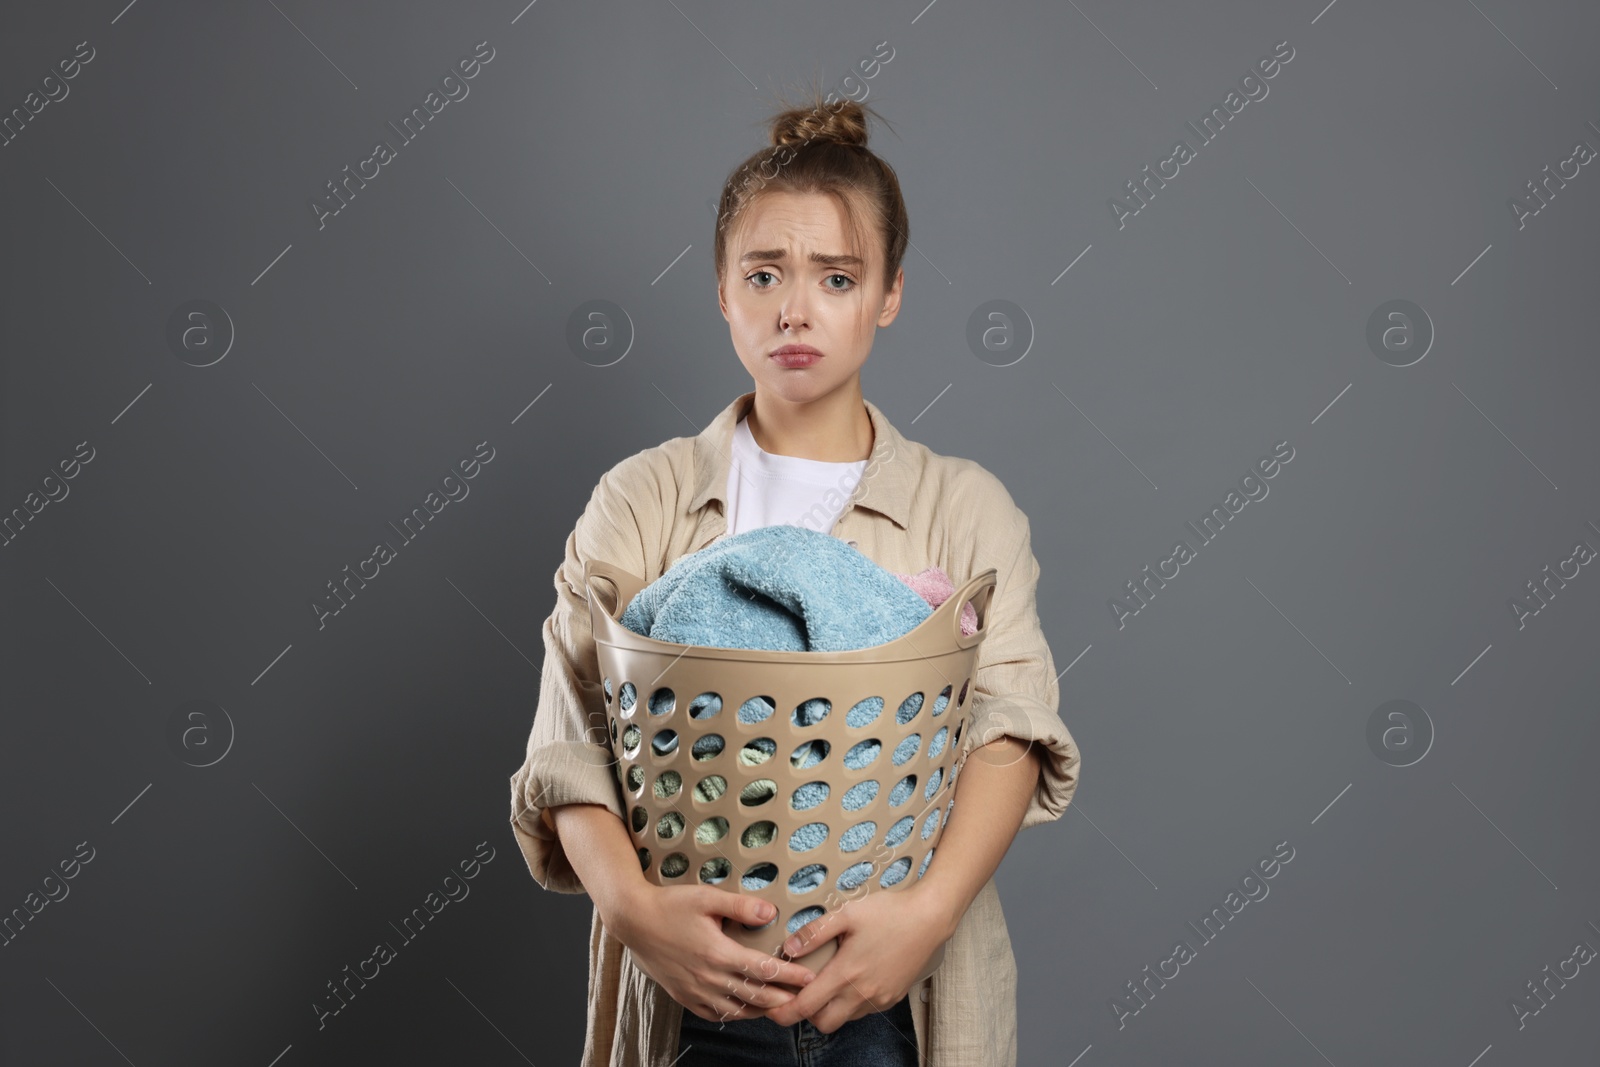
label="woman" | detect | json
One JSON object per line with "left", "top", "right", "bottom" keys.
{"left": 508, "top": 94, "right": 1082, "bottom": 1066}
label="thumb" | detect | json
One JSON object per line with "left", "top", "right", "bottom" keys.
{"left": 700, "top": 888, "right": 779, "bottom": 929}
{"left": 783, "top": 908, "right": 846, "bottom": 957}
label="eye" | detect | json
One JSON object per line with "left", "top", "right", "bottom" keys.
{"left": 746, "top": 270, "right": 777, "bottom": 287}
{"left": 824, "top": 274, "right": 856, "bottom": 291}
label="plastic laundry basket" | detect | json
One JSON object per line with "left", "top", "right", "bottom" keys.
{"left": 584, "top": 556, "right": 997, "bottom": 983}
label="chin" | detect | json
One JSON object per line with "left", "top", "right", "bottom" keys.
{"left": 761, "top": 371, "right": 845, "bottom": 403}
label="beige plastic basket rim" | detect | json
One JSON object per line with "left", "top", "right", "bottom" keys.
{"left": 584, "top": 558, "right": 998, "bottom": 662}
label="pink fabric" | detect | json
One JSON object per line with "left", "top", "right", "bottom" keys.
{"left": 893, "top": 566, "right": 980, "bottom": 635}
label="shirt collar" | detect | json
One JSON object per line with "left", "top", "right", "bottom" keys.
{"left": 688, "top": 390, "right": 918, "bottom": 530}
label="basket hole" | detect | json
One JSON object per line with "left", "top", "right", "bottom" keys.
{"left": 689, "top": 692, "right": 723, "bottom": 719}
{"left": 921, "top": 808, "right": 941, "bottom": 840}
{"left": 884, "top": 815, "right": 914, "bottom": 847}
{"left": 739, "top": 779, "right": 778, "bottom": 807}
{"left": 918, "top": 848, "right": 935, "bottom": 878}
{"left": 879, "top": 857, "right": 912, "bottom": 888}
{"left": 790, "top": 782, "right": 829, "bottom": 811}
{"left": 846, "top": 696, "right": 884, "bottom": 728}
{"left": 844, "top": 739, "right": 881, "bottom": 770}
{"left": 889, "top": 775, "right": 917, "bottom": 807}
{"left": 651, "top": 728, "right": 679, "bottom": 757}
{"left": 694, "top": 775, "right": 727, "bottom": 803}
{"left": 625, "top": 765, "right": 645, "bottom": 793}
{"left": 953, "top": 721, "right": 963, "bottom": 746}
{"left": 839, "top": 820, "right": 877, "bottom": 853}
{"left": 695, "top": 816, "right": 729, "bottom": 845}
{"left": 741, "top": 862, "right": 778, "bottom": 890}
{"left": 739, "top": 738, "right": 776, "bottom": 767}
{"left": 842, "top": 780, "right": 879, "bottom": 810}
{"left": 957, "top": 679, "right": 969, "bottom": 707}
{"left": 931, "top": 684, "right": 952, "bottom": 717}
{"left": 738, "top": 695, "right": 776, "bottom": 724}
{"left": 653, "top": 770, "right": 682, "bottom": 800}
{"left": 891, "top": 733, "right": 923, "bottom": 767}
{"left": 618, "top": 682, "right": 637, "bottom": 715}
{"left": 637, "top": 847, "right": 650, "bottom": 871}
{"left": 790, "top": 739, "right": 829, "bottom": 769}
{"left": 661, "top": 852, "right": 689, "bottom": 878}
{"left": 787, "top": 863, "right": 827, "bottom": 894}
{"left": 895, "top": 691, "right": 924, "bottom": 725}
{"left": 741, "top": 820, "right": 777, "bottom": 849}
{"left": 787, "top": 905, "right": 826, "bottom": 936}
{"left": 836, "top": 861, "right": 874, "bottom": 892}
{"left": 621, "top": 724, "right": 642, "bottom": 756}
{"left": 649, "top": 687, "right": 675, "bottom": 716}
{"left": 603, "top": 677, "right": 614, "bottom": 704}
{"left": 788, "top": 822, "right": 829, "bottom": 853}
{"left": 928, "top": 726, "right": 949, "bottom": 760}
{"left": 656, "top": 811, "right": 685, "bottom": 840}
{"left": 791, "top": 697, "right": 831, "bottom": 728}
{"left": 629, "top": 806, "right": 647, "bottom": 833}
{"left": 691, "top": 734, "right": 724, "bottom": 761}
{"left": 699, "top": 857, "right": 731, "bottom": 884}
{"left": 923, "top": 766, "right": 944, "bottom": 802}
{"left": 609, "top": 717, "right": 618, "bottom": 743}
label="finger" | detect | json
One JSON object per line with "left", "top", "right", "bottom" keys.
{"left": 730, "top": 946, "right": 817, "bottom": 991}
{"left": 687, "top": 999, "right": 731, "bottom": 1024}
{"left": 715, "top": 993, "right": 757, "bottom": 1022}
{"left": 721, "top": 977, "right": 798, "bottom": 1011}
{"left": 690, "top": 996, "right": 737, "bottom": 1023}
{"left": 812, "top": 994, "right": 865, "bottom": 1036}
{"left": 764, "top": 969, "right": 848, "bottom": 1028}
{"left": 782, "top": 912, "right": 846, "bottom": 959}
{"left": 720, "top": 954, "right": 811, "bottom": 1009}
{"left": 699, "top": 887, "right": 781, "bottom": 930}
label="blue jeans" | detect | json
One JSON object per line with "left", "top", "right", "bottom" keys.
{"left": 675, "top": 994, "right": 918, "bottom": 1066}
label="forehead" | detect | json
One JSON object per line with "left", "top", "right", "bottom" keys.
{"left": 734, "top": 190, "right": 870, "bottom": 260}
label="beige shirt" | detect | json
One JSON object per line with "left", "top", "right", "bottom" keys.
{"left": 508, "top": 389, "right": 1082, "bottom": 1066}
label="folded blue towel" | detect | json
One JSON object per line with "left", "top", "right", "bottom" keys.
{"left": 618, "top": 525, "right": 952, "bottom": 883}
{"left": 620, "top": 524, "right": 933, "bottom": 653}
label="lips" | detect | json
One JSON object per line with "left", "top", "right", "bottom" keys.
{"left": 770, "top": 345, "right": 822, "bottom": 367}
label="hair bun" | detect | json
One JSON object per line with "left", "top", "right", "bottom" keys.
{"left": 769, "top": 97, "right": 870, "bottom": 149}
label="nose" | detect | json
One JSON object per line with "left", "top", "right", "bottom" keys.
{"left": 779, "top": 299, "right": 810, "bottom": 332}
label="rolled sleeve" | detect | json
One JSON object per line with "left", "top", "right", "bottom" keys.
{"left": 960, "top": 505, "right": 1082, "bottom": 831}
{"left": 509, "top": 463, "right": 655, "bottom": 895}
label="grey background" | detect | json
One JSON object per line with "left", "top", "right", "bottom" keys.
{"left": 3, "top": 0, "right": 1598, "bottom": 1064}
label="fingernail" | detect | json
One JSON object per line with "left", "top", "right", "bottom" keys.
{"left": 802, "top": 972, "right": 815, "bottom": 984}
{"left": 761, "top": 902, "right": 776, "bottom": 919}
{"left": 783, "top": 937, "right": 799, "bottom": 954}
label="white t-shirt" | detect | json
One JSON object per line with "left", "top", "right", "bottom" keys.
{"left": 723, "top": 415, "right": 868, "bottom": 538}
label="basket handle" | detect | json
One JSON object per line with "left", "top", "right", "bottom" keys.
{"left": 949, "top": 568, "right": 998, "bottom": 649}
{"left": 582, "top": 558, "right": 635, "bottom": 622}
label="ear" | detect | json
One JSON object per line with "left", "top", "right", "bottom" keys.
{"left": 717, "top": 275, "right": 731, "bottom": 321}
{"left": 876, "top": 267, "right": 904, "bottom": 327}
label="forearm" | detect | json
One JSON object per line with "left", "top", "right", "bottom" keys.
{"left": 912, "top": 737, "right": 1041, "bottom": 938}
{"left": 550, "top": 803, "right": 651, "bottom": 931}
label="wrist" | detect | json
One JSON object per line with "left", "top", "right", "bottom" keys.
{"left": 908, "top": 878, "right": 967, "bottom": 943}
{"left": 596, "top": 872, "right": 655, "bottom": 944}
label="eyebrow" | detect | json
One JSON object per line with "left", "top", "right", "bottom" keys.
{"left": 740, "top": 248, "right": 864, "bottom": 268}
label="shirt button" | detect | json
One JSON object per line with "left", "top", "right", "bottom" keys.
{"left": 846, "top": 539, "right": 859, "bottom": 548}
{"left": 919, "top": 986, "right": 930, "bottom": 1003}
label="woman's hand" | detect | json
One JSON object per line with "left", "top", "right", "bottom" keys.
{"left": 608, "top": 882, "right": 821, "bottom": 1023}
{"left": 759, "top": 883, "right": 955, "bottom": 1033}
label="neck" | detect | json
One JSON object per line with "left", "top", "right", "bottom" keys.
{"left": 744, "top": 383, "right": 873, "bottom": 462}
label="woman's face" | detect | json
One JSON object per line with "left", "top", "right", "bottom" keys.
{"left": 718, "top": 189, "right": 903, "bottom": 405}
